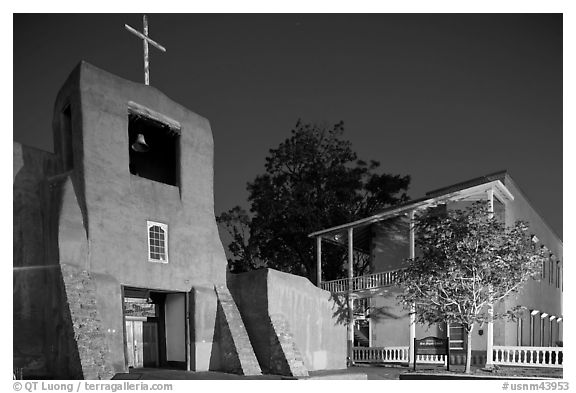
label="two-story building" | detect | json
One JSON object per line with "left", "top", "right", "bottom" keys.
{"left": 309, "top": 171, "right": 563, "bottom": 368}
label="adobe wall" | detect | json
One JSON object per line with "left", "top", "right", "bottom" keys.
{"left": 266, "top": 269, "right": 346, "bottom": 371}
{"left": 225, "top": 270, "right": 270, "bottom": 371}
{"left": 14, "top": 143, "right": 65, "bottom": 378}
{"left": 14, "top": 141, "right": 120, "bottom": 378}
{"left": 55, "top": 62, "right": 229, "bottom": 374}
{"left": 228, "top": 269, "right": 347, "bottom": 372}
{"left": 52, "top": 62, "right": 227, "bottom": 290}
{"left": 14, "top": 62, "right": 230, "bottom": 378}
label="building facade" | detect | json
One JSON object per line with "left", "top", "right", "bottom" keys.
{"left": 14, "top": 62, "right": 346, "bottom": 379}
{"left": 309, "top": 172, "right": 563, "bottom": 367}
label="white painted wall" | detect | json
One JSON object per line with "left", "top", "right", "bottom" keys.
{"left": 165, "top": 293, "right": 185, "bottom": 362}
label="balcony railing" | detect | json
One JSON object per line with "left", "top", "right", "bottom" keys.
{"left": 492, "top": 346, "right": 563, "bottom": 368}
{"left": 320, "top": 269, "right": 402, "bottom": 293}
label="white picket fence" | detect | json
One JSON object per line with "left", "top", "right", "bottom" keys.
{"left": 352, "top": 346, "right": 446, "bottom": 364}
{"left": 492, "top": 346, "right": 563, "bottom": 368}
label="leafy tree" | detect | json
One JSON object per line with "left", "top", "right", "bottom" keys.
{"left": 216, "top": 206, "right": 262, "bottom": 273}
{"left": 398, "top": 201, "right": 546, "bottom": 373}
{"left": 217, "top": 120, "right": 410, "bottom": 280}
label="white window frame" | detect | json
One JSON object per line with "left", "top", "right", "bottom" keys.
{"left": 147, "top": 221, "right": 168, "bottom": 263}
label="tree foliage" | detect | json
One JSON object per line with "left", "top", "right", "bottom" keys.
{"left": 217, "top": 120, "right": 410, "bottom": 280}
{"left": 398, "top": 201, "right": 547, "bottom": 372}
{"left": 216, "top": 206, "right": 261, "bottom": 273}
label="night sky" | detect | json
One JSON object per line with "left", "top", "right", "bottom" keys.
{"left": 13, "top": 13, "right": 563, "bottom": 238}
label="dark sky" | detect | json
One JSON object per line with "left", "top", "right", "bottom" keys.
{"left": 13, "top": 14, "right": 563, "bottom": 238}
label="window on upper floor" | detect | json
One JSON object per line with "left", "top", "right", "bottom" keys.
{"left": 147, "top": 221, "right": 168, "bottom": 263}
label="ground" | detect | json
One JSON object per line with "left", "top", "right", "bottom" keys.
{"left": 112, "top": 364, "right": 563, "bottom": 380}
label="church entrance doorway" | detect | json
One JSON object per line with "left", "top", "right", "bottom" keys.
{"left": 122, "top": 286, "right": 189, "bottom": 370}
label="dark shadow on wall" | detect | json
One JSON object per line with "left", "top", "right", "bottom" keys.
{"left": 370, "top": 216, "right": 410, "bottom": 272}
{"left": 329, "top": 289, "right": 406, "bottom": 327}
{"left": 324, "top": 214, "right": 418, "bottom": 330}
{"left": 328, "top": 292, "right": 349, "bottom": 326}
{"left": 226, "top": 270, "right": 270, "bottom": 373}
{"left": 13, "top": 153, "right": 84, "bottom": 379}
{"left": 13, "top": 267, "right": 85, "bottom": 379}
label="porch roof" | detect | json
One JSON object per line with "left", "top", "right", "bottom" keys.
{"left": 308, "top": 171, "right": 514, "bottom": 240}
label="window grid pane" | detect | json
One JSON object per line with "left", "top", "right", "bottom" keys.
{"left": 148, "top": 224, "right": 167, "bottom": 262}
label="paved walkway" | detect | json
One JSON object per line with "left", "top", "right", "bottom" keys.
{"left": 112, "top": 364, "right": 562, "bottom": 380}
{"left": 112, "top": 366, "right": 405, "bottom": 380}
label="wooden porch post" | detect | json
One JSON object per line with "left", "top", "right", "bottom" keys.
{"left": 540, "top": 313, "right": 549, "bottom": 346}
{"left": 549, "top": 316, "right": 556, "bottom": 346}
{"left": 485, "top": 188, "right": 495, "bottom": 368}
{"left": 185, "top": 291, "right": 191, "bottom": 371}
{"left": 408, "top": 210, "right": 416, "bottom": 363}
{"left": 347, "top": 227, "right": 354, "bottom": 364}
{"left": 530, "top": 310, "right": 539, "bottom": 346}
{"left": 316, "top": 236, "right": 322, "bottom": 286}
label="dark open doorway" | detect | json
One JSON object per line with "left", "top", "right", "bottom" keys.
{"left": 122, "top": 286, "right": 188, "bottom": 370}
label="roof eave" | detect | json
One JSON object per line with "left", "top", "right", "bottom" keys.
{"left": 308, "top": 179, "right": 513, "bottom": 238}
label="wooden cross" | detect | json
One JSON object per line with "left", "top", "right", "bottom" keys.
{"left": 125, "top": 15, "right": 166, "bottom": 85}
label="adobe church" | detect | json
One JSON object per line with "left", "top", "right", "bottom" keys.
{"left": 13, "top": 62, "right": 346, "bottom": 379}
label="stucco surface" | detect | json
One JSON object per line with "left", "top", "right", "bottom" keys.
{"left": 59, "top": 62, "right": 228, "bottom": 289}
{"left": 229, "top": 269, "right": 347, "bottom": 372}
{"left": 267, "top": 270, "right": 347, "bottom": 370}
{"left": 14, "top": 62, "right": 230, "bottom": 378}
{"left": 191, "top": 286, "right": 218, "bottom": 371}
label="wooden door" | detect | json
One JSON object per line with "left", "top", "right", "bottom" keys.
{"left": 142, "top": 321, "right": 159, "bottom": 367}
{"left": 448, "top": 323, "right": 465, "bottom": 351}
{"left": 125, "top": 319, "right": 144, "bottom": 368}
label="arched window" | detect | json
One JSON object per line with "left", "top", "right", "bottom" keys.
{"left": 147, "top": 221, "right": 168, "bottom": 263}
